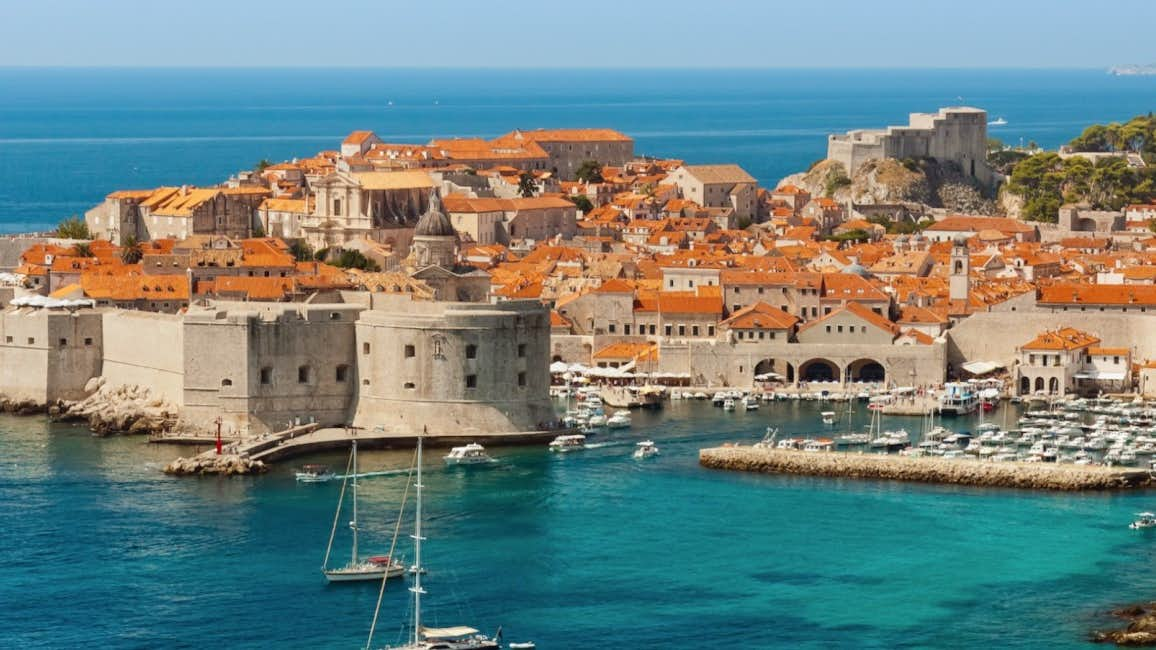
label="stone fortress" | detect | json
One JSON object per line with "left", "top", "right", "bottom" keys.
{"left": 0, "top": 195, "right": 555, "bottom": 438}
{"left": 827, "top": 107, "right": 997, "bottom": 187}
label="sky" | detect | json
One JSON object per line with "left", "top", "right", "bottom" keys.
{"left": 1, "top": 0, "right": 1154, "bottom": 69}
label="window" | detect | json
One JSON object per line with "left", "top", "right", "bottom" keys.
{"left": 1114, "top": 356, "right": 1120, "bottom": 365}
{"left": 405, "top": 344, "right": 416, "bottom": 358}
{"left": 466, "top": 374, "right": 477, "bottom": 389}
{"left": 678, "top": 325, "right": 686, "bottom": 336}
{"left": 221, "top": 378, "right": 233, "bottom": 387}
{"left": 708, "top": 326, "right": 715, "bottom": 336}
{"left": 518, "top": 372, "right": 526, "bottom": 387}
{"left": 84, "top": 337, "right": 93, "bottom": 346}
{"left": 58, "top": 338, "right": 67, "bottom": 347}
{"left": 363, "top": 342, "right": 371, "bottom": 355}
{"left": 837, "top": 326, "right": 843, "bottom": 333}
{"left": 298, "top": 365, "right": 311, "bottom": 384}
{"left": 825, "top": 326, "right": 832, "bottom": 333}
{"left": 466, "top": 344, "right": 477, "bottom": 359}
{"left": 333, "top": 198, "right": 342, "bottom": 216}
{"left": 737, "top": 331, "right": 744, "bottom": 340}
{"left": 608, "top": 323, "right": 616, "bottom": 334}
{"left": 27, "top": 337, "right": 34, "bottom": 345}
{"left": 664, "top": 324, "right": 672, "bottom": 336}
{"left": 624, "top": 324, "right": 632, "bottom": 335}
{"left": 433, "top": 339, "right": 443, "bottom": 357}
{"left": 733, "top": 287, "right": 739, "bottom": 294}
{"left": 329, "top": 312, "right": 341, "bottom": 321}
{"left": 758, "top": 332, "right": 765, "bottom": 340}
{"left": 4, "top": 336, "right": 10, "bottom": 344}
{"left": 692, "top": 325, "right": 700, "bottom": 336}
{"left": 260, "top": 367, "right": 273, "bottom": 385}
{"left": 517, "top": 344, "right": 526, "bottom": 358}
{"left": 362, "top": 378, "right": 370, "bottom": 386}
{"left": 649, "top": 325, "right": 656, "bottom": 335}
{"left": 404, "top": 382, "right": 415, "bottom": 389}
{"left": 758, "top": 287, "right": 764, "bottom": 295}
{"left": 335, "top": 365, "right": 349, "bottom": 382}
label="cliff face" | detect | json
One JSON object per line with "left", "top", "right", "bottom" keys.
{"left": 779, "top": 157, "right": 999, "bottom": 215}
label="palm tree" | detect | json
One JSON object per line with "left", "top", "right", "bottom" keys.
{"left": 121, "top": 236, "right": 143, "bottom": 264}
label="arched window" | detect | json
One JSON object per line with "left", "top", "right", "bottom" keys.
{"left": 221, "top": 378, "right": 233, "bottom": 387}
{"left": 953, "top": 261, "right": 963, "bottom": 274}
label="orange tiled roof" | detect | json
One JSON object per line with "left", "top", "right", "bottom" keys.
{"left": 1021, "top": 327, "right": 1100, "bottom": 351}
{"left": 720, "top": 302, "right": 799, "bottom": 330}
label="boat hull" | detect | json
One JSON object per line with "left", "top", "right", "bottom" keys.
{"left": 323, "top": 564, "right": 406, "bottom": 582}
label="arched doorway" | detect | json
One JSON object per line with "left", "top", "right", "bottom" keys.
{"left": 754, "top": 358, "right": 794, "bottom": 383}
{"left": 1049, "top": 377, "right": 1060, "bottom": 395}
{"left": 847, "top": 358, "right": 886, "bottom": 383}
{"left": 1034, "top": 377, "right": 1044, "bottom": 393}
{"left": 799, "top": 358, "right": 840, "bottom": 383}
{"left": 1020, "top": 376, "right": 1030, "bottom": 395}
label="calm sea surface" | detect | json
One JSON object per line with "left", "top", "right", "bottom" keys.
{"left": 3, "top": 401, "right": 1156, "bottom": 649}
{"left": 2, "top": 68, "right": 1156, "bottom": 232}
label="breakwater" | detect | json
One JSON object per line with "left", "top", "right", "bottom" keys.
{"left": 699, "top": 447, "right": 1155, "bottom": 491}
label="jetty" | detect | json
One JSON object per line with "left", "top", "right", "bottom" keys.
{"left": 699, "top": 446, "right": 1154, "bottom": 491}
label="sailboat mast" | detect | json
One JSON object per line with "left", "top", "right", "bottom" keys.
{"left": 411, "top": 432, "right": 425, "bottom": 645}
{"left": 351, "top": 440, "right": 359, "bottom": 565}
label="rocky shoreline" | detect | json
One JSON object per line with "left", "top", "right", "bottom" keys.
{"left": 1093, "top": 603, "right": 1156, "bottom": 646}
{"left": 0, "top": 377, "right": 180, "bottom": 437}
{"left": 163, "top": 454, "right": 267, "bottom": 476}
{"left": 699, "top": 446, "right": 1154, "bottom": 490}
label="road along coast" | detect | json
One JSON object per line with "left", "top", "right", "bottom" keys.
{"left": 699, "top": 446, "right": 1154, "bottom": 491}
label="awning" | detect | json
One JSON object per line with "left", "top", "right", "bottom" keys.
{"left": 961, "top": 360, "right": 1004, "bottom": 376}
{"left": 1074, "top": 371, "right": 1127, "bottom": 381}
{"left": 423, "top": 626, "right": 479, "bottom": 639}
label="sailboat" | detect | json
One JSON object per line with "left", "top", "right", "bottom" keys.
{"left": 322, "top": 441, "right": 406, "bottom": 583}
{"left": 374, "top": 433, "right": 501, "bottom": 650}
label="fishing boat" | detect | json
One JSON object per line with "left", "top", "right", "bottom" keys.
{"left": 322, "top": 441, "right": 406, "bottom": 583}
{"left": 548, "top": 434, "right": 587, "bottom": 452}
{"left": 442, "top": 443, "right": 493, "bottom": 466}
{"left": 633, "top": 440, "right": 659, "bottom": 459}
{"left": 606, "top": 411, "right": 632, "bottom": 429}
{"left": 295, "top": 463, "right": 335, "bottom": 482}
{"left": 1130, "top": 512, "right": 1156, "bottom": 530}
{"left": 374, "top": 434, "right": 502, "bottom": 650}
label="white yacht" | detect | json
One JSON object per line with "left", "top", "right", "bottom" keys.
{"left": 443, "top": 443, "right": 493, "bottom": 466}
{"left": 633, "top": 440, "right": 660, "bottom": 459}
{"left": 548, "top": 434, "right": 587, "bottom": 452}
{"left": 821, "top": 411, "right": 836, "bottom": 425}
{"left": 587, "top": 413, "right": 608, "bottom": 428}
{"left": 741, "top": 396, "right": 760, "bottom": 411}
{"left": 295, "top": 464, "right": 335, "bottom": 483}
{"left": 722, "top": 398, "right": 736, "bottom": 412}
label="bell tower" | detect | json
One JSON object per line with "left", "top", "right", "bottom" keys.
{"left": 949, "top": 237, "right": 970, "bottom": 302}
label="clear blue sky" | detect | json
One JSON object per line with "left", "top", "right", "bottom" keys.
{"left": 2, "top": 0, "right": 1153, "bottom": 68}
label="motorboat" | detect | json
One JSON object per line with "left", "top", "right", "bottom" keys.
{"left": 821, "top": 411, "right": 836, "bottom": 425}
{"left": 295, "top": 464, "right": 335, "bottom": 482}
{"left": 711, "top": 392, "right": 727, "bottom": 407}
{"left": 988, "top": 117, "right": 1008, "bottom": 126}
{"left": 741, "top": 396, "right": 760, "bottom": 411}
{"left": 548, "top": 434, "right": 587, "bottom": 452}
{"left": 633, "top": 440, "right": 660, "bottom": 459}
{"left": 722, "top": 398, "right": 736, "bottom": 412}
{"left": 1130, "top": 512, "right": 1156, "bottom": 530}
{"left": 938, "top": 382, "right": 980, "bottom": 416}
{"left": 606, "top": 411, "right": 632, "bottom": 429}
{"left": 508, "top": 643, "right": 536, "bottom": 650}
{"left": 443, "top": 443, "right": 494, "bottom": 466}
{"left": 588, "top": 414, "right": 608, "bottom": 428}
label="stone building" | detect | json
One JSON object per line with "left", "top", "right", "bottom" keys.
{"left": 827, "top": 107, "right": 997, "bottom": 188}
{"left": 301, "top": 170, "right": 434, "bottom": 251}
{"left": 0, "top": 307, "right": 103, "bottom": 403}
{"left": 352, "top": 293, "right": 555, "bottom": 435}
{"left": 1014, "top": 327, "right": 1131, "bottom": 396}
{"left": 491, "top": 128, "right": 634, "bottom": 180}
{"left": 405, "top": 192, "right": 490, "bottom": 303}
{"left": 86, "top": 186, "right": 267, "bottom": 244}
{"left": 666, "top": 164, "right": 758, "bottom": 222}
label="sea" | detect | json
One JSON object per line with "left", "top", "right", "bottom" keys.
{"left": 4, "top": 68, "right": 1156, "bottom": 648}
{"left": 3, "top": 67, "right": 1156, "bottom": 233}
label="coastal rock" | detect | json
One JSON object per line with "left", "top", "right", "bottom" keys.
{"left": 1094, "top": 602, "right": 1156, "bottom": 646}
{"left": 56, "top": 381, "right": 176, "bottom": 436}
{"left": 163, "top": 454, "right": 267, "bottom": 476}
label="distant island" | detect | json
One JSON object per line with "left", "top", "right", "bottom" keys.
{"left": 1109, "top": 64, "right": 1156, "bottom": 76}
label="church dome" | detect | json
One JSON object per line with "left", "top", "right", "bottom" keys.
{"left": 414, "top": 191, "right": 456, "bottom": 237}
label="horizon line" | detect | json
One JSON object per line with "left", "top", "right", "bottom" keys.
{"left": 0, "top": 64, "right": 1124, "bottom": 72}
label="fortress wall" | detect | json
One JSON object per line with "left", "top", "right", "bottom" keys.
{"left": 946, "top": 312, "right": 1156, "bottom": 371}
{"left": 102, "top": 310, "right": 184, "bottom": 405}
{"left": 0, "top": 309, "right": 102, "bottom": 403}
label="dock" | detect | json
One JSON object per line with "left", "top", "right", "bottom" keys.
{"left": 699, "top": 446, "right": 1154, "bottom": 491}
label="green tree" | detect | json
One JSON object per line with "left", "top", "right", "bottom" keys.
{"left": 574, "top": 160, "right": 603, "bottom": 183}
{"left": 289, "top": 239, "right": 313, "bottom": 263}
{"left": 823, "top": 166, "right": 851, "bottom": 197}
{"left": 331, "top": 249, "right": 380, "bottom": 272}
{"left": 72, "top": 242, "right": 92, "bottom": 258}
{"left": 567, "top": 194, "right": 594, "bottom": 213}
{"left": 121, "top": 236, "right": 143, "bottom": 264}
{"left": 251, "top": 223, "right": 266, "bottom": 238}
{"left": 255, "top": 159, "right": 273, "bottom": 172}
{"left": 517, "top": 172, "right": 537, "bottom": 198}
{"left": 56, "top": 216, "right": 91, "bottom": 240}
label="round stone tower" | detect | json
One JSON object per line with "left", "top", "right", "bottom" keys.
{"left": 411, "top": 191, "right": 457, "bottom": 268}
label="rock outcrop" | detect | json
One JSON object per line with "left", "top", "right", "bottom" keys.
{"left": 699, "top": 447, "right": 1152, "bottom": 491}
{"left": 779, "top": 157, "right": 999, "bottom": 216}
{"left": 1093, "top": 603, "right": 1156, "bottom": 646}
{"left": 163, "top": 454, "right": 267, "bottom": 476}
{"left": 52, "top": 380, "right": 176, "bottom": 436}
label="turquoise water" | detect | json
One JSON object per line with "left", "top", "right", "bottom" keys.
{"left": 3, "top": 67, "right": 1156, "bottom": 232}
{"left": 3, "top": 402, "right": 1156, "bottom": 648}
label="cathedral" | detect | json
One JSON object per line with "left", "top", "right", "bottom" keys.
{"left": 405, "top": 191, "right": 491, "bottom": 303}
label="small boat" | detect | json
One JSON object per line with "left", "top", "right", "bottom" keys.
{"left": 606, "top": 411, "right": 632, "bottom": 429}
{"left": 722, "top": 398, "right": 736, "bottom": 412}
{"left": 741, "top": 396, "right": 760, "bottom": 411}
{"left": 633, "top": 440, "right": 659, "bottom": 459}
{"left": 548, "top": 434, "right": 587, "bottom": 452}
{"left": 821, "top": 411, "right": 836, "bottom": 425}
{"left": 443, "top": 442, "right": 494, "bottom": 466}
{"left": 508, "top": 643, "right": 536, "bottom": 650}
{"left": 1131, "top": 512, "right": 1156, "bottom": 530}
{"left": 588, "top": 414, "right": 608, "bottom": 428}
{"left": 989, "top": 117, "right": 1008, "bottom": 126}
{"left": 295, "top": 464, "right": 335, "bottom": 482}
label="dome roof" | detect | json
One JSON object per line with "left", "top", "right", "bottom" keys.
{"left": 414, "top": 191, "right": 456, "bottom": 237}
